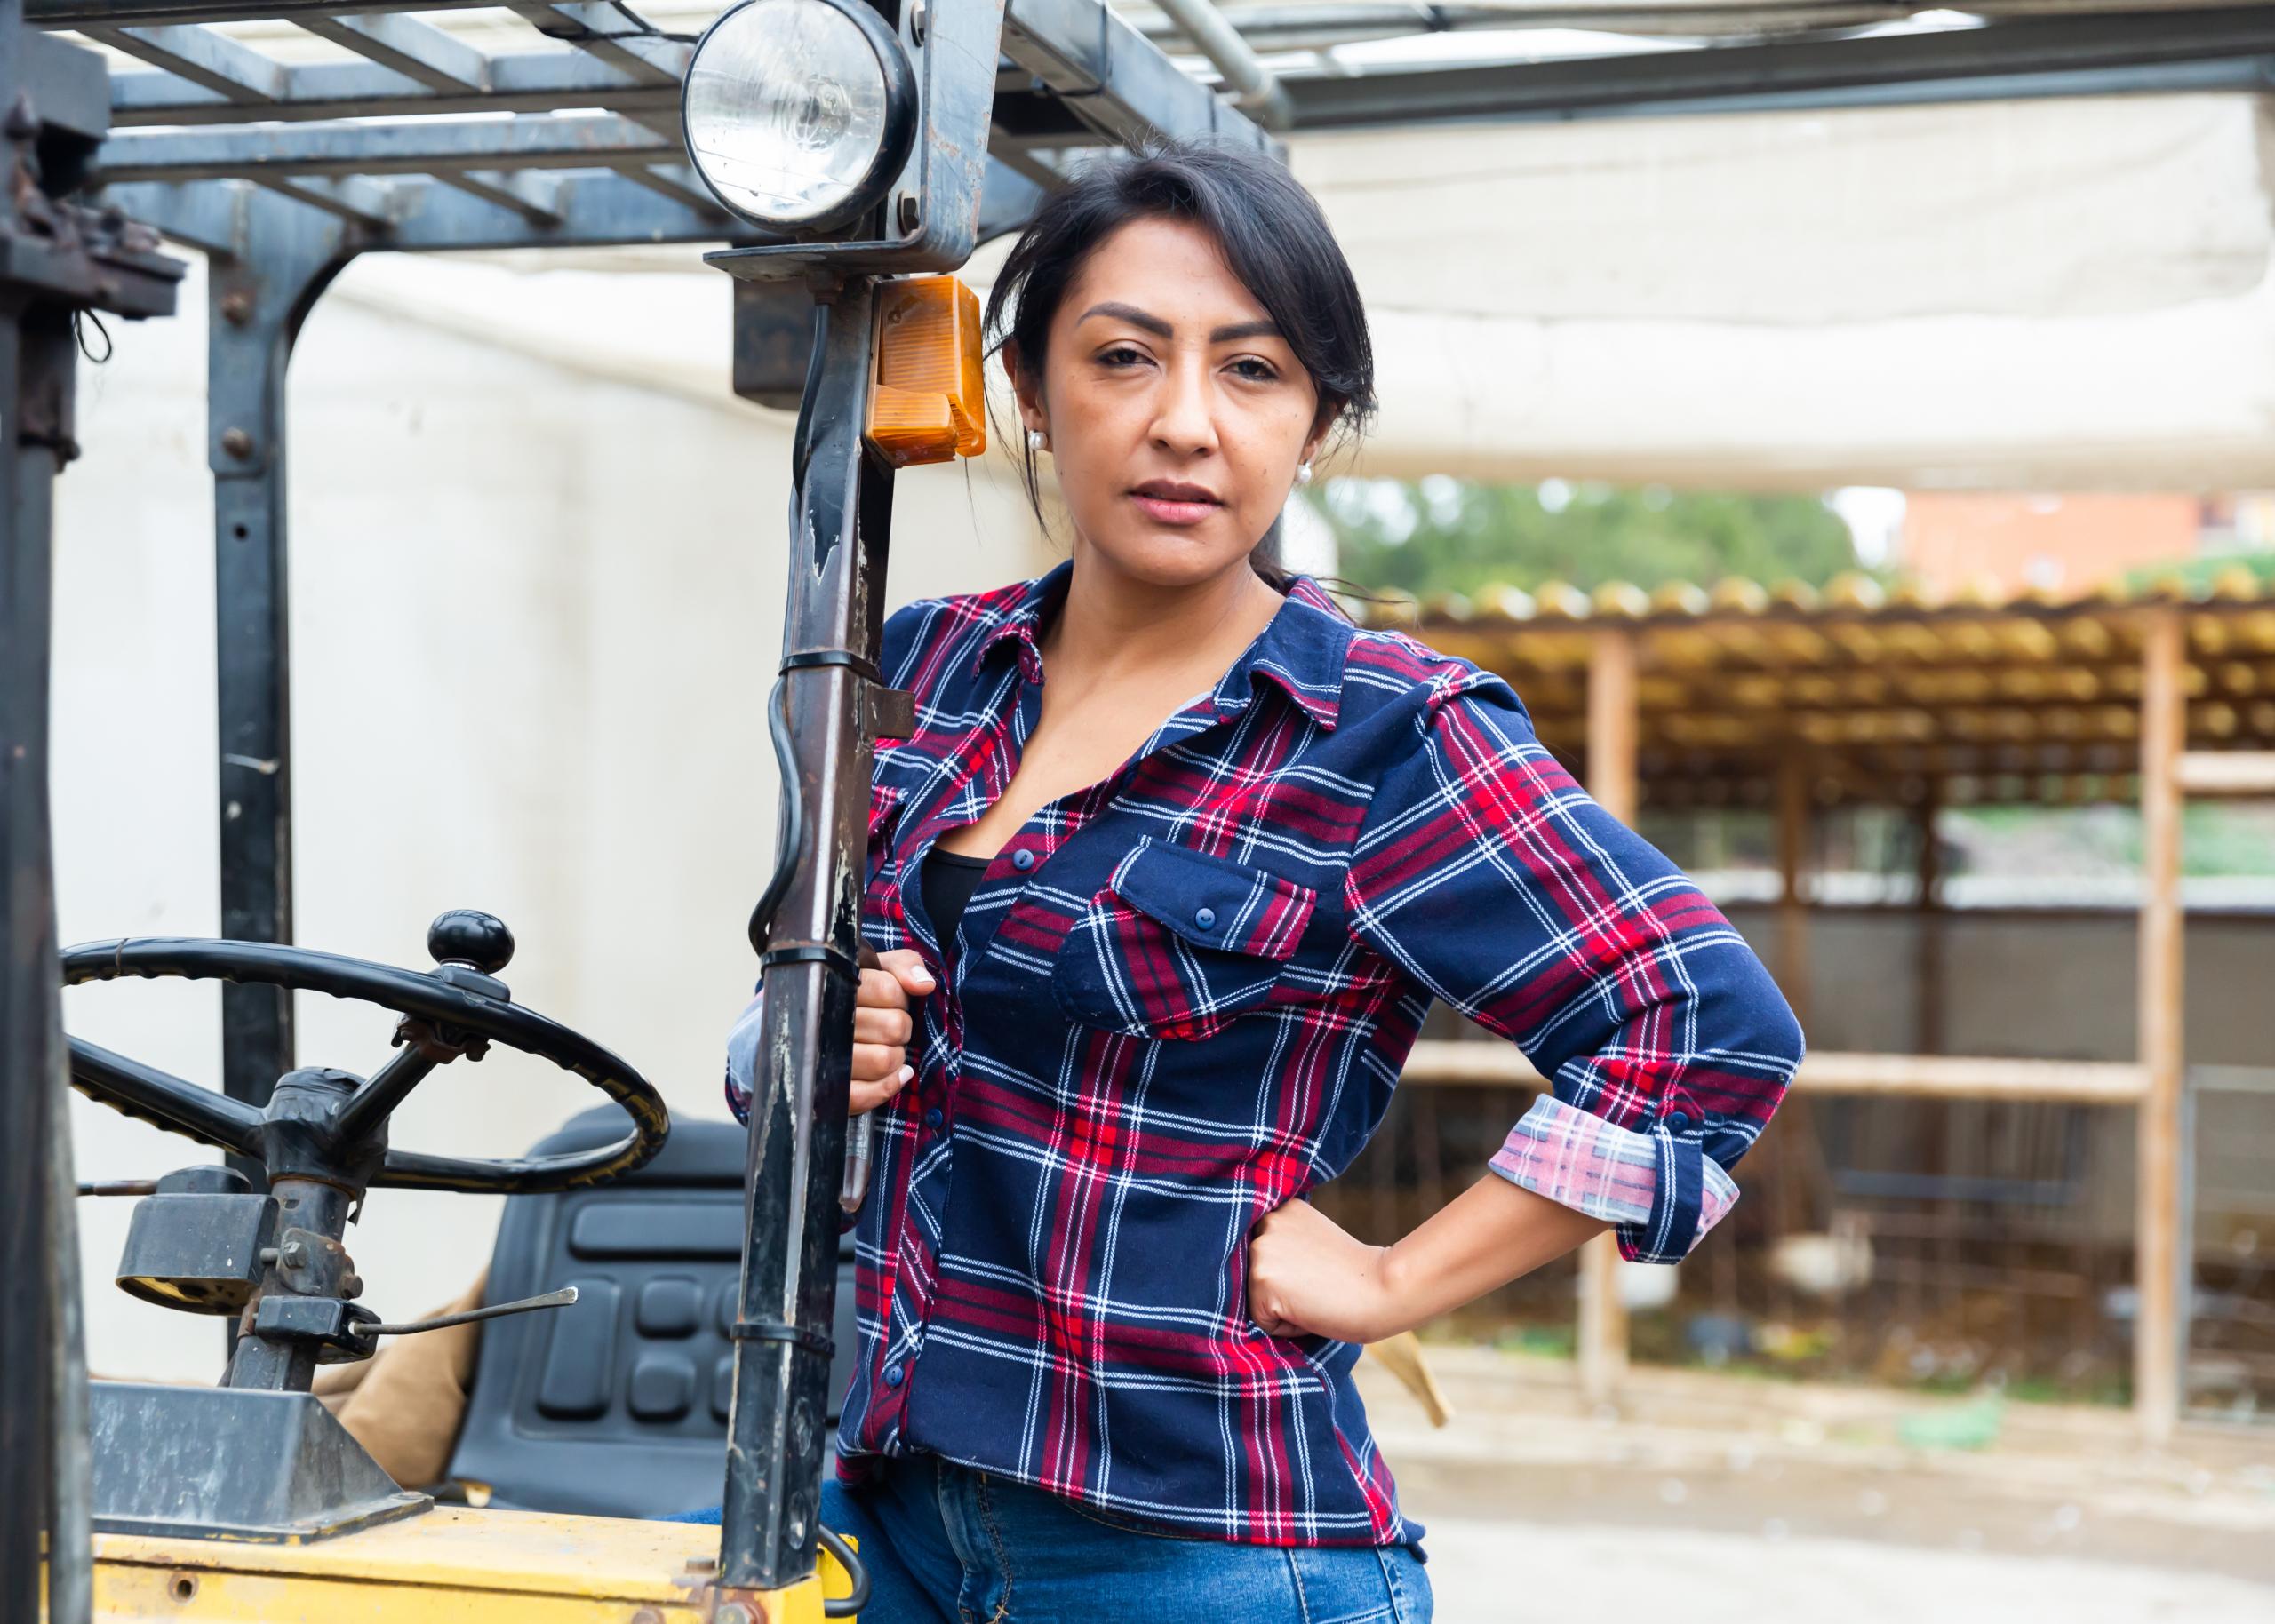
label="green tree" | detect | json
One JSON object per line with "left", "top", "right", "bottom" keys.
{"left": 2120, "top": 549, "right": 2275, "bottom": 594}
{"left": 1310, "top": 477, "right": 1864, "bottom": 599}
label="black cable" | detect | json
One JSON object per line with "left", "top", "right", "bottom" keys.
{"left": 72, "top": 309, "right": 113, "bottom": 363}
{"left": 788, "top": 301, "right": 828, "bottom": 496}
{"left": 745, "top": 299, "right": 833, "bottom": 960}
{"left": 536, "top": 2, "right": 696, "bottom": 44}
{"left": 745, "top": 675, "right": 803, "bottom": 957}
{"left": 601, "top": 0, "right": 699, "bottom": 42}
{"left": 818, "top": 1524, "right": 870, "bottom": 1617}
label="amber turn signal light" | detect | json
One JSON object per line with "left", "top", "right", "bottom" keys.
{"left": 865, "top": 275, "right": 986, "bottom": 468}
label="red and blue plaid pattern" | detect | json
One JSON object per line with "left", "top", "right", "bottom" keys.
{"left": 726, "top": 561, "right": 1802, "bottom": 1547}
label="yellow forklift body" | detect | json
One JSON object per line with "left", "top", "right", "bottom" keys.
{"left": 86, "top": 1509, "right": 855, "bottom": 1624}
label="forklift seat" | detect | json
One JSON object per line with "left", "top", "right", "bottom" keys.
{"left": 444, "top": 1106, "right": 858, "bottom": 1518}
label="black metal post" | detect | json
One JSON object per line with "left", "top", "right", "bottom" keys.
{"left": 718, "top": 279, "right": 894, "bottom": 1596}
{"left": 205, "top": 192, "right": 348, "bottom": 1182}
{"left": 1, "top": 287, "right": 60, "bottom": 1624}
{"left": 0, "top": 21, "right": 182, "bottom": 1616}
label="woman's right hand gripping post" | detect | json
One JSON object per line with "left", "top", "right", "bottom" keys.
{"left": 852, "top": 950, "right": 933, "bottom": 1116}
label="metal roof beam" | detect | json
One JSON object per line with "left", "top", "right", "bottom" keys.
{"left": 439, "top": 168, "right": 566, "bottom": 225}
{"left": 383, "top": 166, "right": 743, "bottom": 248}
{"left": 506, "top": 2, "right": 686, "bottom": 87}
{"left": 254, "top": 172, "right": 403, "bottom": 228}
{"left": 91, "top": 113, "right": 675, "bottom": 184}
{"left": 34, "top": 0, "right": 498, "bottom": 22}
{"left": 1001, "top": 0, "right": 1275, "bottom": 152}
{"left": 1280, "top": 6, "right": 2275, "bottom": 128}
{"left": 106, "top": 50, "right": 676, "bottom": 125}
{"left": 294, "top": 12, "right": 491, "bottom": 92}
{"left": 1134, "top": 3, "right": 1512, "bottom": 53}
{"left": 103, "top": 171, "right": 755, "bottom": 253}
{"left": 604, "top": 161, "right": 723, "bottom": 217}
{"left": 84, "top": 21, "right": 288, "bottom": 100}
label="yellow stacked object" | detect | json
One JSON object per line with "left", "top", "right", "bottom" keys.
{"left": 88, "top": 1507, "right": 858, "bottom": 1622}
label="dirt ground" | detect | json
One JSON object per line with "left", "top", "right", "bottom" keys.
{"left": 1355, "top": 1347, "right": 2275, "bottom": 1622}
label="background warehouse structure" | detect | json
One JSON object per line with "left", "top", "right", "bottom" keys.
{"left": 1321, "top": 567, "right": 2275, "bottom": 1436}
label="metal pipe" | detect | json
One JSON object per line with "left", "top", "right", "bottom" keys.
{"left": 1150, "top": 0, "right": 1295, "bottom": 128}
{"left": 1136, "top": 3, "right": 1494, "bottom": 52}
{"left": 225, "top": 1177, "right": 355, "bottom": 1392}
{"left": 363, "top": 1286, "right": 579, "bottom": 1338}
{"left": 47, "top": 1027, "right": 92, "bottom": 1624}
{"left": 329, "top": 1044, "right": 439, "bottom": 1150}
{"left": 2, "top": 298, "right": 58, "bottom": 1624}
{"left": 206, "top": 194, "right": 350, "bottom": 1202}
{"left": 2, "top": 37, "right": 180, "bottom": 1605}
{"left": 717, "top": 280, "right": 892, "bottom": 1596}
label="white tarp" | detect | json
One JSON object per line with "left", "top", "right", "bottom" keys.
{"left": 372, "top": 91, "right": 2275, "bottom": 492}
{"left": 1295, "top": 92, "right": 2275, "bottom": 489}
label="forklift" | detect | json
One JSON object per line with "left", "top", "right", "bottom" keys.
{"left": 6, "top": 0, "right": 1275, "bottom": 1618}
{"left": 16, "top": 3, "right": 2248, "bottom": 1620}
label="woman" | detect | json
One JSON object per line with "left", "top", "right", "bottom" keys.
{"left": 724, "top": 143, "right": 1804, "bottom": 1621}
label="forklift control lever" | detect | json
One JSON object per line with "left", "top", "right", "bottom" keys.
{"left": 361, "top": 1286, "right": 580, "bottom": 1341}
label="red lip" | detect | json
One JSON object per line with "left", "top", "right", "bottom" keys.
{"left": 1130, "top": 480, "right": 1222, "bottom": 505}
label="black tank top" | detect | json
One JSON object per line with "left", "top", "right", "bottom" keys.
{"left": 921, "top": 849, "right": 991, "bottom": 945}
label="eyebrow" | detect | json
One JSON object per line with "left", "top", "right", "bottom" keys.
{"left": 1077, "top": 302, "right": 1282, "bottom": 345}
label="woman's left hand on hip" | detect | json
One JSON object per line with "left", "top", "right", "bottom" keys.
{"left": 1246, "top": 1198, "right": 1405, "bottom": 1344}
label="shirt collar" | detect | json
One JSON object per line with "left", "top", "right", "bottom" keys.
{"left": 1211, "top": 575, "right": 1351, "bottom": 730}
{"left": 975, "top": 560, "right": 1350, "bottom": 731}
{"left": 971, "top": 558, "right": 1072, "bottom": 685}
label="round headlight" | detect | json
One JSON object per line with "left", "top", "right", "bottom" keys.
{"left": 682, "top": 0, "right": 919, "bottom": 231}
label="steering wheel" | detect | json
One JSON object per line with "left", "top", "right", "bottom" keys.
{"left": 61, "top": 912, "right": 669, "bottom": 1195}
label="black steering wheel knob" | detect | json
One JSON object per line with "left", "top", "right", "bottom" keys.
{"left": 428, "top": 910, "right": 515, "bottom": 975}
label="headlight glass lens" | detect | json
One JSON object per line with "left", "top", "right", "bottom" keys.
{"left": 684, "top": 0, "right": 892, "bottom": 226}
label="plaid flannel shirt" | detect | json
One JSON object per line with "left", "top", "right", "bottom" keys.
{"left": 726, "top": 561, "right": 1802, "bottom": 1547}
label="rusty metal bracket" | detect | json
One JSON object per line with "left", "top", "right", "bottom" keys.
{"left": 866, "top": 682, "right": 915, "bottom": 744}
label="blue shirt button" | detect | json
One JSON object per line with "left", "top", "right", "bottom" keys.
{"left": 1195, "top": 906, "right": 1217, "bottom": 930}
{"left": 1665, "top": 1111, "right": 1690, "bottom": 1133}
{"left": 1011, "top": 848, "right": 1036, "bottom": 872}
{"left": 884, "top": 1363, "right": 905, "bottom": 1389}
{"left": 925, "top": 1107, "right": 945, "bottom": 1130}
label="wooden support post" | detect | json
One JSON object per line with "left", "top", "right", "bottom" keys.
{"left": 1766, "top": 751, "right": 1832, "bottom": 1271}
{"left": 2135, "top": 608, "right": 2187, "bottom": 1442}
{"left": 1912, "top": 784, "right": 1944, "bottom": 1055}
{"left": 1577, "top": 629, "right": 1638, "bottom": 1407}
{"left": 1775, "top": 753, "right": 1812, "bottom": 1023}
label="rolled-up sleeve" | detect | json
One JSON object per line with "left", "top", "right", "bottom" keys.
{"left": 1343, "top": 676, "right": 1803, "bottom": 1263}
{"left": 722, "top": 983, "right": 762, "bottom": 1126}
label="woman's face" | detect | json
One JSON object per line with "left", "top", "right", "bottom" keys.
{"left": 1011, "top": 217, "right": 1326, "bottom": 591}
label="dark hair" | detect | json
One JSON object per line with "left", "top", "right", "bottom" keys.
{"left": 984, "top": 141, "right": 1376, "bottom": 590}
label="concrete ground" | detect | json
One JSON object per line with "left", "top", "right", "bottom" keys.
{"left": 1354, "top": 1348, "right": 2275, "bottom": 1623}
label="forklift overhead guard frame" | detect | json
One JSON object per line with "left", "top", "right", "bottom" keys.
{"left": 13, "top": 1, "right": 2275, "bottom": 1619}
{"left": 6, "top": 0, "right": 1278, "bottom": 1617}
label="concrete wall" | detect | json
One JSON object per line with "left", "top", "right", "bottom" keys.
{"left": 1898, "top": 492, "right": 2207, "bottom": 600}
{"left": 1725, "top": 904, "right": 2275, "bottom": 1068}
{"left": 1724, "top": 904, "right": 2275, "bottom": 1247}
{"left": 55, "top": 251, "right": 1048, "bottom": 1382}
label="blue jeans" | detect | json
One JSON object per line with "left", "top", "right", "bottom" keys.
{"left": 815, "top": 1453, "right": 1433, "bottom": 1623}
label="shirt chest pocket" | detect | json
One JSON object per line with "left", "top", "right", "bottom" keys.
{"left": 1051, "top": 839, "right": 1318, "bottom": 1041}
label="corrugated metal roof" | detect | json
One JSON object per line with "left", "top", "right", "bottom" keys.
{"left": 1363, "top": 567, "right": 2275, "bottom": 808}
